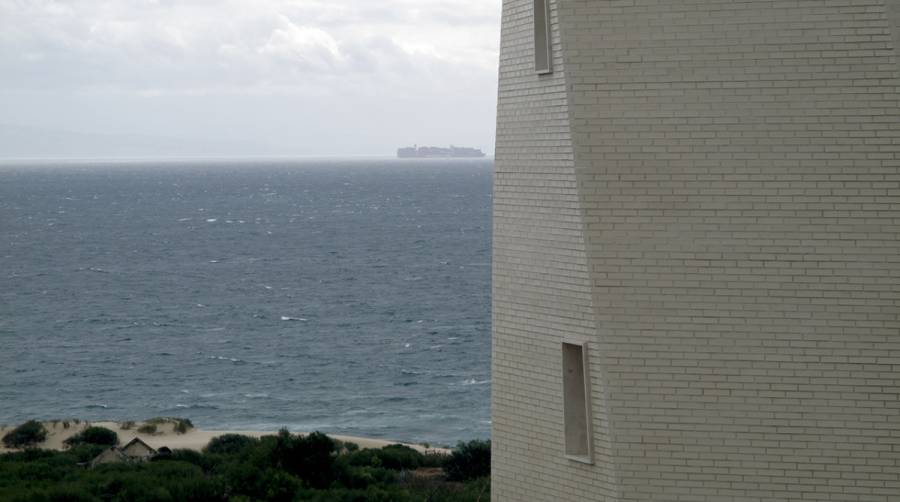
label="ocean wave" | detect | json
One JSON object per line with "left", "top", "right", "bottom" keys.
{"left": 173, "top": 404, "right": 220, "bottom": 410}
{"left": 243, "top": 393, "right": 270, "bottom": 399}
{"left": 461, "top": 379, "right": 490, "bottom": 386}
{"left": 280, "top": 316, "right": 308, "bottom": 322}
{"left": 207, "top": 355, "right": 246, "bottom": 364}
{"left": 85, "top": 404, "right": 109, "bottom": 409}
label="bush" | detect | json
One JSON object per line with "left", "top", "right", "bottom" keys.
{"left": 444, "top": 440, "right": 490, "bottom": 481}
{"left": 345, "top": 445, "right": 423, "bottom": 471}
{"left": 421, "top": 451, "right": 450, "bottom": 468}
{"left": 270, "top": 430, "right": 337, "bottom": 488}
{"left": 65, "top": 444, "right": 108, "bottom": 463}
{"left": 2, "top": 421, "right": 48, "bottom": 449}
{"left": 135, "top": 417, "right": 192, "bottom": 434}
{"left": 162, "top": 449, "right": 209, "bottom": 470}
{"left": 204, "top": 434, "right": 258, "bottom": 456}
{"left": 173, "top": 418, "right": 193, "bottom": 434}
{"left": 64, "top": 427, "right": 118, "bottom": 448}
{"left": 136, "top": 424, "right": 157, "bottom": 435}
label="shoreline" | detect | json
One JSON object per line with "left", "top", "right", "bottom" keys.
{"left": 0, "top": 419, "right": 450, "bottom": 455}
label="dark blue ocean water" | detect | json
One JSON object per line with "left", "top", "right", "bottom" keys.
{"left": 0, "top": 159, "right": 492, "bottom": 446}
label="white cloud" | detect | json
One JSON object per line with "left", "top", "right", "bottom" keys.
{"left": 0, "top": 0, "right": 501, "bottom": 155}
{"left": 258, "top": 16, "right": 345, "bottom": 72}
{"left": 0, "top": 0, "right": 499, "bottom": 92}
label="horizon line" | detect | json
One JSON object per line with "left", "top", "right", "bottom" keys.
{"left": 0, "top": 154, "right": 496, "bottom": 164}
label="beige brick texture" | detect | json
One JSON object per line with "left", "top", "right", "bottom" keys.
{"left": 493, "top": 1, "right": 900, "bottom": 501}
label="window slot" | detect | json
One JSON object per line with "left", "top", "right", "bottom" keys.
{"left": 534, "top": 0, "right": 552, "bottom": 74}
{"left": 562, "top": 342, "right": 592, "bottom": 463}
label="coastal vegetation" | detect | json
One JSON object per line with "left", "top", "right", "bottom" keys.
{"left": 63, "top": 427, "right": 119, "bottom": 448}
{"left": 1, "top": 421, "right": 47, "bottom": 449}
{"left": 0, "top": 424, "right": 490, "bottom": 501}
{"left": 443, "top": 440, "right": 490, "bottom": 482}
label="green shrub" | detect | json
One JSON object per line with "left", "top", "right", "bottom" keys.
{"left": 65, "top": 444, "right": 108, "bottom": 464}
{"left": 10, "top": 485, "right": 101, "bottom": 502}
{"left": 336, "top": 464, "right": 397, "bottom": 489}
{"left": 345, "top": 444, "right": 424, "bottom": 471}
{"left": 2, "top": 421, "right": 48, "bottom": 449}
{"left": 269, "top": 430, "right": 337, "bottom": 488}
{"left": 172, "top": 418, "right": 193, "bottom": 434}
{"left": 136, "top": 424, "right": 157, "bottom": 435}
{"left": 161, "top": 449, "right": 208, "bottom": 470}
{"left": 64, "top": 427, "right": 118, "bottom": 448}
{"left": 136, "top": 417, "right": 192, "bottom": 434}
{"left": 444, "top": 440, "right": 490, "bottom": 482}
{"left": 421, "top": 451, "right": 450, "bottom": 468}
{"left": 204, "top": 434, "right": 258, "bottom": 455}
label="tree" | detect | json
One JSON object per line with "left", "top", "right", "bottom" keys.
{"left": 444, "top": 440, "right": 490, "bottom": 481}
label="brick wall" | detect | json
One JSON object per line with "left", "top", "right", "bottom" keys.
{"left": 493, "top": 0, "right": 900, "bottom": 500}
{"left": 492, "top": 0, "right": 617, "bottom": 499}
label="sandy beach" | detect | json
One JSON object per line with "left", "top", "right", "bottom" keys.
{"left": 0, "top": 419, "right": 450, "bottom": 455}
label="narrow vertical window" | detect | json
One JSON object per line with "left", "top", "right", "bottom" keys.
{"left": 562, "top": 342, "right": 592, "bottom": 462}
{"left": 533, "top": 0, "right": 552, "bottom": 74}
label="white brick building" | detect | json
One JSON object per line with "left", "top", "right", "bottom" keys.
{"left": 492, "top": 1, "right": 900, "bottom": 500}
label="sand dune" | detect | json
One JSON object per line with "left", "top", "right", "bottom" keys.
{"left": 0, "top": 419, "right": 449, "bottom": 455}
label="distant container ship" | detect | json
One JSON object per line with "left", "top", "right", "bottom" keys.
{"left": 397, "top": 145, "right": 486, "bottom": 158}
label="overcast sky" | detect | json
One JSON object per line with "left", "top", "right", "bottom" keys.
{"left": 0, "top": 0, "right": 500, "bottom": 158}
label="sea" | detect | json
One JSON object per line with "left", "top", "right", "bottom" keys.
{"left": 0, "top": 158, "right": 492, "bottom": 447}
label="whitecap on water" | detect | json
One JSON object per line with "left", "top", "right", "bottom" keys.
{"left": 208, "top": 355, "right": 244, "bottom": 364}
{"left": 280, "top": 316, "right": 307, "bottom": 321}
{"left": 174, "top": 404, "right": 220, "bottom": 410}
{"left": 462, "top": 379, "right": 491, "bottom": 386}
{"left": 206, "top": 218, "right": 217, "bottom": 223}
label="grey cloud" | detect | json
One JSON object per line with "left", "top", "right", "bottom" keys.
{"left": 0, "top": 0, "right": 500, "bottom": 156}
